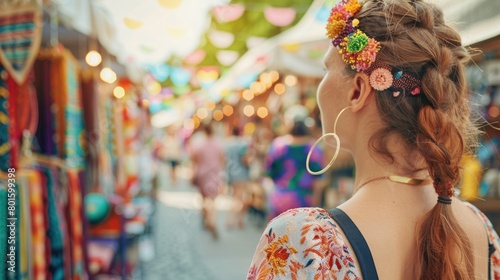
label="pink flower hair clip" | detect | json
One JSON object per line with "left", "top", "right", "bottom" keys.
{"left": 364, "top": 61, "right": 422, "bottom": 97}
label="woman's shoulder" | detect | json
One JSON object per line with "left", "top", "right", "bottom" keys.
{"left": 247, "top": 207, "right": 361, "bottom": 280}
{"left": 462, "top": 201, "right": 500, "bottom": 242}
{"left": 462, "top": 201, "right": 500, "bottom": 277}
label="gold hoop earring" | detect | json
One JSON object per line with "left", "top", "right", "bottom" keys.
{"left": 306, "top": 106, "right": 351, "bottom": 175}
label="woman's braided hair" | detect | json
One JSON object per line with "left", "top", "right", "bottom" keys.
{"left": 353, "top": 0, "right": 479, "bottom": 278}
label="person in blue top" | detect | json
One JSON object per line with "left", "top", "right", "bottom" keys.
{"left": 247, "top": 0, "right": 500, "bottom": 279}
{"left": 224, "top": 126, "right": 252, "bottom": 229}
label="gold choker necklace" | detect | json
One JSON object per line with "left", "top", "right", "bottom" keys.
{"left": 354, "top": 175, "right": 433, "bottom": 194}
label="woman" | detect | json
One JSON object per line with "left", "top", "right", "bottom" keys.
{"left": 265, "top": 119, "right": 324, "bottom": 221}
{"left": 247, "top": 0, "right": 499, "bottom": 279}
{"left": 190, "top": 124, "right": 224, "bottom": 239}
{"left": 224, "top": 126, "right": 251, "bottom": 229}
{"left": 158, "top": 125, "right": 183, "bottom": 185}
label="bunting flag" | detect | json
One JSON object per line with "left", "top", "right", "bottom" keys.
{"left": 0, "top": 0, "right": 42, "bottom": 85}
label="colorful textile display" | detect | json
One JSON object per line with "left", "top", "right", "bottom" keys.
{"left": 18, "top": 171, "right": 33, "bottom": 280}
{"left": 27, "top": 170, "right": 47, "bottom": 280}
{"left": 0, "top": 67, "right": 11, "bottom": 171}
{"left": 36, "top": 49, "right": 85, "bottom": 166}
{"left": 68, "top": 169, "right": 85, "bottom": 279}
{"left": 41, "top": 167, "right": 65, "bottom": 280}
{"left": 0, "top": 184, "right": 7, "bottom": 279}
{"left": 0, "top": 0, "right": 42, "bottom": 85}
{"left": 80, "top": 70, "right": 99, "bottom": 191}
{"left": 33, "top": 56, "right": 57, "bottom": 155}
{"left": 5, "top": 181, "right": 20, "bottom": 280}
{"left": 62, "top": 51, "right": 85, "bottom": 170}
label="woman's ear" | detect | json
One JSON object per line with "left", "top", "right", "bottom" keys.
{"left": 348, "top": 73, "right": 373, "bottom": 112}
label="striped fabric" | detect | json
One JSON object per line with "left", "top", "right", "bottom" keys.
{"left": 27, "top": 170, "right": 47, "bottom": 280}
{"left": 0, "top": 12, "right": 35, "bottom": 71}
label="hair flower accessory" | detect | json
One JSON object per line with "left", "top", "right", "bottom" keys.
{"left": 326, "top": 0, "right": 380, "bottom": 72}
{"left": 369, "top": 68, "right": 393, "bottom": 91}
{"left": 326, "top": 0, "right": 422, "bottom": 97}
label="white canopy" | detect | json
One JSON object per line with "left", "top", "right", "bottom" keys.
{"left": 210, "top": 0, "right": 500, "bottom": 93}
{"left": 54, "top": 0, "right": 227, "bottom": 81}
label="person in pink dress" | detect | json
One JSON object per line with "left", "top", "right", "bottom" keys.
{"left": 190, "top": 124, "right": 225, "bottom": 239}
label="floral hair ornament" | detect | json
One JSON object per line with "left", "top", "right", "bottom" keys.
{"left": 326, "top": 0, "right": 422, "bottom": 96}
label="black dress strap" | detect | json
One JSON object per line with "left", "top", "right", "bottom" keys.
{"left": 489, "top": 242, "right": 495, "bottom": 279}
{"left": 327, "top": 208, "right": 379, "bottom": 280}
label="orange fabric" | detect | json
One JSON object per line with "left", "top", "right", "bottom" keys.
{"left": 67, "top": 170, "right": 84, "bottom": 279}
{"left": 27, "top": 170, "right": 47, "bottom": 280}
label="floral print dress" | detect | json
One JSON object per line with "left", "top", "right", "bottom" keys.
{"left": 247, "top": 205, "right": 500, "bottom": 279}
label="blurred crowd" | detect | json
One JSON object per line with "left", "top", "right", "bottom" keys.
{"left": 153, "top": 106, "right": 357, "bottom": 240}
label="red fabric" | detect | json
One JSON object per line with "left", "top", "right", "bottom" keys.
{"left": 68, "top": 170, "right": 84, "bottom": 279}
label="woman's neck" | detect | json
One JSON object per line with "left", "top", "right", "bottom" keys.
{"left": 349, "top": 134, "right": 431, "bottom": 197}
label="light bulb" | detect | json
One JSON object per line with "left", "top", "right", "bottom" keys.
{"left": 257, "top": 107, "right": 268, "bottom": 118}
{"left": 86, "top": 50, "right": 102, "bottom": 67}
{"left": 243, "top": 105, "right": 255, "bottom": 117}
{"left": 100, "top": 67, "right": 117, "bottom": 84}
{"left": 113, "top": 86, "right": 125, "bottom": 99}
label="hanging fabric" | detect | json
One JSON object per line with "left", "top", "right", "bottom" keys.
{"left": 41, "top": 167, "right": 65, "bottom": 280}
{"left": 18, "top": 171, "right": 33, "bottom": 280}
{"left": 67, "top": 169, "right": 85, "bottom": 279}
{"left": 33, "top": 52, "right": 57, "bottom": 155}
{"left": 0, "top": 183, "right": 7, "bottom": 280}
{"left": 49, "top": 52, "right": 66, "bottom": 158}
{"left": 27, "top": 169, "right": 47, "bottom": 279}
{"left": 0, "top": 66, "right": 11, "bottom": 171}
{"left": 0, "top": 0, "right": 43, "bottom": 85}
{"left": 61, "top": 50, "right": 85, "bottom": 170}
{"left": 80, "top": 69, "right": 99, "bottom": 192}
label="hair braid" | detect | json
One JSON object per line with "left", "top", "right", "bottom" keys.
{"left": 355, "top": 0, "right": 477, "bottom": 278}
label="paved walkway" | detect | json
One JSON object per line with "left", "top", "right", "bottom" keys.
{"left": 138, "top": 166, "right": 264, "bottom": 280}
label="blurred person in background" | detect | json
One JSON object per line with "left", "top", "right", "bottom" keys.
{"left": 224, "top": 126, "right": 252, "bottom": 229}
{"left": 264, "top": 111, "right": 325, "bottom": 221}
{"left": 190, "top": 123, "right": 225, "bottom": 239}
{"left": 158, "top": 125, "right": 183, "bottom": 185}
{"left": 247, "top": 0, "right": 499, "bottom": 278}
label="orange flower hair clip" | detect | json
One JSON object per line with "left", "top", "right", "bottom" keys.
{"left": 325, "top": 0, "right": 422, "bottom": 96}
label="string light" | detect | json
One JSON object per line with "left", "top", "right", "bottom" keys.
{"left": 213, "top": 110, "right": 224, "bottom": 121}
{"left": 113, "top": 86, "right": 125, "bottom": 99}
{"left": 100, "top": 67, "right": 117, "bottom": 84}
{"left": 85, "top": 50, "right": 102, "bottom": 67}
{"left": 243, "top": 105, "right": 255, "bottom": 117}
{"left": 260, "top": 72, "right": 271, "bottom": 85}
{"left": 274, "top": 83, "right": 285, "bottom": 95}
{"left": 257, "top": 107, "right": 268, "bottom": 118}
{"left": 196, "top": 108, "right": 208, "bottom": 119}
{"left": 269, "top": 70, "right": 280, "bottom": 82}
{"left": 206, "top": 100, "right": 216, "bottom": 110}
{"left": 193, "top": 117, "right": 201, "bottom": 129}
{"left": 242, "top": 89, "right": 254, "bottom": 101}
{"left": 285, "top": 75, "right": 297, "bottom": 86}
{"left": 250, "top": 81, "right": 265, "bottom": 95}
{"left": 223, "top": 105, "right": 234, "bottom": 116}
